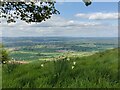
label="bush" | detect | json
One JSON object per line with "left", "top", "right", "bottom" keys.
{"left": 0, "top": 44, "right": 10, "bottom": 64}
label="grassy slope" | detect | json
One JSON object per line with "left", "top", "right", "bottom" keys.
{"left": 0, "top": 65, "right": 2, "bottom": 89}
{"left": 2, "top": 49, "right": 119, "bottom": 88}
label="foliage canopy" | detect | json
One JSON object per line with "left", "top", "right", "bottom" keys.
{"left": 0, "top": 1, "right": 60, "bottom": 23}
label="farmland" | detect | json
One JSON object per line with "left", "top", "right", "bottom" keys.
{"left": 2, "top": 37, "right": 118, "bottom": 62}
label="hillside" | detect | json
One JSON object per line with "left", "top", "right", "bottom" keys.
{"left": 2, "top": 48, "right": 119, "bottom": 88}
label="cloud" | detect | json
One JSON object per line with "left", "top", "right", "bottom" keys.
{"left": 1, "top": 15, "right": 118, "bottom": 37}
{"left": 1, "top": 15, "right": 101, "bottom": 27}
{"left": 75, "top": 12, "right": 118, "bottom": 20}
{"left": 0, "top": 30, "right": 2, "bottom": 37}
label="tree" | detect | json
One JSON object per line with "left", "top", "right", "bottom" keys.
{"left": 0, "top": 1, "right": 60, "bottom": 23}
{"left": 0, "top": 0, "right": 92, "bottom": 23}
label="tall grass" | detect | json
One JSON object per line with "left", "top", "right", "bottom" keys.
{"left": 0, "top": 65, "right": 2, "bottom": 89}
{"left": 2, "top": 49, "right": 119, "bottom": 88}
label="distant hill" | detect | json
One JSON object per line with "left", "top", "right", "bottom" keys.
{"left": 2, "top": 48, "right": 119, "bottom": 88}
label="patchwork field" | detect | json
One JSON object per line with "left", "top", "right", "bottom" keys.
{"left": 2, "top": 37, "right": 118, "bottom": 62}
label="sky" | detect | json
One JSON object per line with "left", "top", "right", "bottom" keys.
{"left": 0, "top": 2, "right": 118, "bottom": 37}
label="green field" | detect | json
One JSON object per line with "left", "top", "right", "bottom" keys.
{"left": 2, "top": 48, "right": 119, "bottom": 88}
{"left": 3, "top": 37, "right": 117, "bottom": 62}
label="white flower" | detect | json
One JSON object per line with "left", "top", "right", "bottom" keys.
{"left": 41, "top": 64, "right": 44, "bottom": 67}
{"left": 3, "top": 61, "right": 6, "bottom": 64}
{"left": 72, "top": 66, "right": 74, "bottom": 69}
{"left": 73, "top": 62, "right": 76, "bottom": 65}
{"left": 67, "top": 58, "right": 70, "bottom": 61}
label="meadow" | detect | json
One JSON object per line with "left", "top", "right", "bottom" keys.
{"left": 0, "top": 65, "right": 2, "bottom": 89}
{"left": 1, "top": 37, "right": 119, "bottom": 88}
{"left": 2, "top": 48, "right": 119, "bottom": 88}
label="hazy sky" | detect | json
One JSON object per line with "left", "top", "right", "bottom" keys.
{"left": 0, "top": 2, "right": 118, "bottom": 37}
